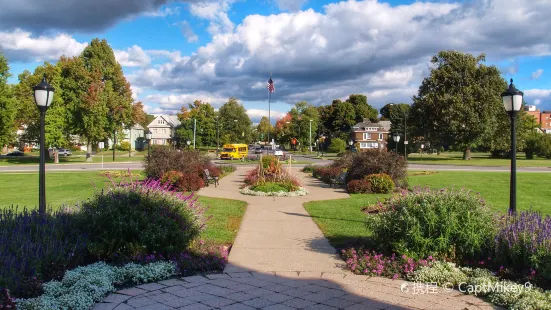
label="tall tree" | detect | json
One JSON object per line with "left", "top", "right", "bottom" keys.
{"left": 287, "top": 101, "right": 319, "bottom": 149}
{"left": 346, "top": 94, "right": 378, "bottom": 123}
{"left": 410, "top": 51, "right": 508, "bottom": 160}
{"left": 257, "top": 116, "right": 273, "bottom": 143}
{"left": 81, "top": 38, "right": 133, "bottom": 158}
{"left": 0, "top": 53, "right": 16, "bottom": 148}
{"left": 330, "top": 99, "right": 356, "bottom": 140}
{"left": 218, "top": 97, "right": 252, "bottom": 144}
{"left": 175, "top": 100, "right": 217, "bottom": 147}
{"left": 381, "top": 103, "right": 413, "bottom": 153}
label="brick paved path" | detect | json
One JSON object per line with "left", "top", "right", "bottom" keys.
{"left": 94, "top": 167, "right": 498, "bottom": 310}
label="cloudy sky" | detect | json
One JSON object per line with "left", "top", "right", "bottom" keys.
{"left": 1, "top": 0, "right": 550, "bottom": 123}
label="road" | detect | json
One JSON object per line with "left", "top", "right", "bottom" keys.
{"left": 1, "top": 156, "right": 551, "bottom": 173}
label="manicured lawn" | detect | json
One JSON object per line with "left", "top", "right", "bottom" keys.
{"left": 407, "top": 151, "right": 551, "bottom": 167}
{"left": 304, "top": 170, "right": 551, "bottom": 249}
{"left": 0, "top": 154, "right": 145, "bottom": 165}
{"left": 0, "top": 171, "right": 247, "bottom": 246}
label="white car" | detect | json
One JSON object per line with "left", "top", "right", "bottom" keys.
{"left": 273, "top": 149, "right": 284, "bottom": 157}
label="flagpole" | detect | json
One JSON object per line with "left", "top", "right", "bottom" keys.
{"left": 268, "top": 90, "right": 271, "bottom": 151}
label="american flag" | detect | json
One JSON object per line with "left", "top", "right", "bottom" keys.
{"left": 267, "top": 77, "right": 275, "bottom": 93}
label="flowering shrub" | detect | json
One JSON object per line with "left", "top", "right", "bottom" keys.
{"left": 347, "top": 179, "right": 372, "bottom": 194}
{"left": 366, "top": 187, "right": 497, "bottom": 261}
{"left": 77, "top": 179, "right": 208, "bottom": 260}
{"left": 494, "top": 211, "right": 551, "bottom": 287}
{"left": 144, "top": 146, "right": 212, "bottom": 179}
{"left": 341, "top": 248, "right": 434, "bottom": 279}
{"left": 1, "top": 288, "right": 16, "bottom": 309}
{"left": 366, "top": 173, "right": 394, "bottom": 193}
{"left": 313, "top": 166, "right": 341, "bottom": 183}
{"left": 240, "top": 186, "right": 309, "bottom": 197}
{"left": 160, "top": 170, "right": 184, "bottom": 185}
{"left": 243, "top": 156, "right": 304, "bottom": 195}
{"left": 0, "top": 207, "right": 88, "bottom": 298}
{"left": 176, "top": 173, "right": 205, "bottom": 191}
{"left": 408, "top": 261, "right": 468, "bottom": 286}
{"left": 17, "top": 261, "right": 177, "bottom": 310}
{"left": 99, "top": 171, "right": 142, "bottom": 178}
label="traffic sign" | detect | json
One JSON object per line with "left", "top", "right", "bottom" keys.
{"left": 404, "top": 141, "right": 409, "bottom": 145}
{"left": 99, "top": 142, "right": 105, "bottom": 149}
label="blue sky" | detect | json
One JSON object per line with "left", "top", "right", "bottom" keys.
{"left": 1, "top": 0, "right": 550, "bottom": 123}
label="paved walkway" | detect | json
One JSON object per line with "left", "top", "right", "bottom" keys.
{"left": 94, "top": 167, "right": 498, "bottom": 309}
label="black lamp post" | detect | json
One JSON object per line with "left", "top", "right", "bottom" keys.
{"left": 392, "top": 133, "right": 400, "bottom": 153}
{"left": 216, "top": 115, "right": 220, "bottom": 156}
{"left": 501, "top": 78, "right": 524, "bottom": 214}
{"left": 33, "top": 74, "right": 55, "bottom": 214}
{"left": 145, "top": 130, "right": 152, "bottom": 159}
{"left": 349, "top": 140, "right": 353, "bottom": 151}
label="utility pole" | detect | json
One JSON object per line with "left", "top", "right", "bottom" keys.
{"left": 193, "top": 118, "right": 196, "bottom": 149}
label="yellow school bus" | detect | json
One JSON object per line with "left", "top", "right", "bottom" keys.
{"left": 220, "top": 144, "right": 248, "bottom": 160}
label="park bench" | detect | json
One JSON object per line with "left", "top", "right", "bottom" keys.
{"left": 203, "top": 169, "right": 219, "bottom": 187}
{"left": 329, "top": 172, "right": 348, "bottom": 188}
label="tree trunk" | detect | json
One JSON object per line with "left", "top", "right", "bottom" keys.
{"left": 463, "top": 147, "right": 471, "bottom": 160}
{"left": 85, "top": 141, "right": 93, "bottom": 162}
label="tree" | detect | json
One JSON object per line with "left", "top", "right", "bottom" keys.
{"left": 410, "top": 51, "right": 508, "bottom": 160}
{"left": 217, "top": 97, "right": 252, "bottom": 144}
{"left": 330, "top": 99, "right": 356, "bottom": 140}
{"left": 287, "top": 101, "right": 319, "bottom": 150}
{"left": 0, "top": 53, "right": 16, "bottom": 148}
{"left": 257, "top": 116, "right": 273, "bottom": 143}
{"left": 380, "top": 103, "right": 413, "bottom": 154}
{"left": 346, "top": 94, "right": 378, "bottom": 123}
{"left": 81, "top": 38, "right": 134, "bottom": 158}
{"left": 175, "top": 100, "right": 217, "bottom": 147}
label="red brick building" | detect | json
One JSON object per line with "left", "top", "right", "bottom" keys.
{"left": 351, "top": 119, "right": 391, "bottom": 150}
{"left": 524, "top": 105, "right": 551, "bottom": 133}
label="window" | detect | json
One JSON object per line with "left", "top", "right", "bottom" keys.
{"left": 363, "top": 133, "right": 371, "bottom": 140}
{"left": 360, "top": 142, "right": 378, "bottom": 148}
{"left": 364, "top": 127, "right": 378, "bottom": 131}
{"left": 158, "top": 119, "right": 165, "bottom": 125}
{"left": 378, "top": 133, "right": 383, "bottom": 140}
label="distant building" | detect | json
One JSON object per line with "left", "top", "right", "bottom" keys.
{"left": 146, "top": 115, "right": 181, "bottom": 145}
{"left": 523, "top": 105, "right": 551, "bottom": 133}
{"left": 122, "top": 124, "right": 145, "bottom": 150}
{"left": 351, "top": 119, "right": 391, "bottom": 150}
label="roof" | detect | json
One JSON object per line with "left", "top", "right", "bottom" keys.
{"left": 147, "top": 115, "right": 181, "bottom": 128}
{"left": 352, "top": 120, "right": 391, "bottom": 131}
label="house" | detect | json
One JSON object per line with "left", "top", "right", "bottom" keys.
{"left": 122, "top": 124, "right": 145, "bottom": 150}
{"left": 146, "top": 115, "right": 181, "bottom": 145}
{"left": 524, "top": 105, "right": 551, "bottom": 133}
{"left": 351, "top": 119, "right": 391, "bottom": 150}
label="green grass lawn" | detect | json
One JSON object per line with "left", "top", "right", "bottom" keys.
{"left": 0, "top": 171, "right": 247, "bottom": 246}
{"left": 407, "top": 151, "right": 551, "bottom": 167}
{"left": 304, "top": 170, "right": 551, "bottom": 250}
{"left": 0, "top": 154, "right": 145, "bottom": 166}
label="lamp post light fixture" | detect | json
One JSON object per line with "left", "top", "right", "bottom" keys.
{"left": 145, "top": 130, "right": 152, "bottom": 159}
{"left": 186, "top": 140, "right": 191, "bottom": 149}
{"left": 33, "top": 74, "right": 55, "bottom": 214}
{"left": 392, "top": 133, "right": 400, "bottom": 154}
{"left": 421, "top": 144, "right": 425, "bottom": 161}
{"left": 501, "top": 78, "right": 524, "bottom": 214}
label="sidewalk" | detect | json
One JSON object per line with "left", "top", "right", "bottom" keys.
{"left": 94, "top": 167, "right": 497, "bottom": 309}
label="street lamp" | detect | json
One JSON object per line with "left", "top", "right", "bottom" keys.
{"left": 390, "top": 103, "right": 408, "bottom": 160}
{"left": 421, "top": 144, "right": 425, "bottom": 161}
{"left": 501, "top": 78, "right": 524, "bottom": 214}
{"left": 145, "top": 130, "right": 152, "bottom": 159}
{"left": 392, "top": 133, "right": 400, "bottom": 153}
{"left": 33, "top": 75, "right": 55, "bottom": 214}
{"left": 216, "top": 115, "right": 220, "bottom": 156}
{"left": 349, "top": 140, "right": 353, "bottom": 151}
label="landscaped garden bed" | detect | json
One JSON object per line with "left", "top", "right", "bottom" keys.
{"left": 240, "top": 155, "right": 309, "bottom": 196}
{"left": 0, "top": 150, "right": 245, "bottom": 309}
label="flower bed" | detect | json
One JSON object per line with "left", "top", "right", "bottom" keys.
{"left": 240, "top": 185, "right": 309, "bottom": 196}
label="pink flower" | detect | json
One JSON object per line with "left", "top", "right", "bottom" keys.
{"left": 392, "top": 274, "right": 399, "bottom": 280}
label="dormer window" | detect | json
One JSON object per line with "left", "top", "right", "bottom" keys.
{"left": 364, "top": 127, "right": 378, "bottom": 131}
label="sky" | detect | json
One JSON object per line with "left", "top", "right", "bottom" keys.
{"left": 1, "top": 0, "right": 550, "bottom": 124}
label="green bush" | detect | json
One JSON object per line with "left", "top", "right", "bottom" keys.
{"left": 538, "top": 134, "right": 551, "bottom": 159}
{"left": 366, "top": 173, "right": 394, "bottom": 193}
{"left": 144, "top": 146, "right": 211, "bottom": 178}
{"left": 328, "top": 138, "right": 346, "bottom": 153}
{"left": 345, "top": 150, "right": 408, "bottom": 187}
{"left": 302, "top": 164, "right": 315, "bottom": 173}
{"left": 117, "top": 141, "right": 131, "bottom": 152}
{"left": 366, "top": 188, "right": 497, "bottom": 261}
{"left": 160, "top": 170, "right": 184, "bottom": 185}
{"left": 77, "top": 179, "right": 206, "bottom": 260}
{"left": 251, "top": 181, "right": 297, "bottom": 193}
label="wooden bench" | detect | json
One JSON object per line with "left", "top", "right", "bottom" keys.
{"left": 203, "top": 169, "right": 219, "bottom": 187}
{"left": 329, "top": 172, "right": 348, "bottom": 188}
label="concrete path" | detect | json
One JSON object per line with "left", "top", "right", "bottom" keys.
{"left": 94, "top": 166, "right": 498, "bottom": 309}
{"left": 198, "top": 166, "right": 350, "bottom": 274}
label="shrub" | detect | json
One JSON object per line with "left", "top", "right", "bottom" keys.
{"left": 342, "top": 248, "right": 434, "bottom": 278}
{"left": 251, "top": 182, "right": 297, "bottom": 193}
{"left": 160, "top": 170, "right": 184, "bottom": 185}
{"left": 117, "top": 141, "right": 131, "bottom": 152}
{"left": 328, "top": 138, "right": 346, "bottom": 153}
{"left": 313, "top": 166, "right": 342, "bottom": 183}
{"left": 366, "top": 173, "right": 394, "bottom": 193}
{"left": 345, "top": 150, "right": 407, "bottom": 187}
{"left": 302, "top": 164, "right": 315, "bottom": 173}
{"left": 144, "top": 146, "right": 211, "bottom": 179}
{"left": 175, "top": 173, "right": 205, "bottom": 191}
{"left": 217, "top": 165, "right": 236, "bottom": 175}
{"left": 76, "top": 179, "right": 207, "bottom": 260}
{"left": 366, "top": 187, "right": 497, "bottom": 262}
{"left": 347, "top": 179, "right": 372, "bottom": 194}
{"left": 408, "top": 261, "right": 468, "bottom": 286}
{"left": 331, "top": 152, "right": 355, "bottom": 169}
{"left": 99, "top": 170, "right": 142, "bottom": 178}
{"left": 0, "top": 207, "right": 88, "bottom": 298}
{"left": 244, "top": 167, "right": 261, "bottom": 186}
{"left": 494, "top": 211, "right": 551, "bottom": 287}
{"left": 1, "top": 288, "right": 16, "bottom": 309}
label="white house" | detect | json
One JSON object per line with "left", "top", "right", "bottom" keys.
{"left": 146, "top": 115, "right": 181, "bottom": 145}
{"left": 122, "top": 124, "right": 145, "bottom": 150}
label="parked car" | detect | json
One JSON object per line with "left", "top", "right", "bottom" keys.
{"left": 273, "top": 149, "right": 284, "bottom": 157}
{"left": 254, "top": 146, "right": 263, "bottom": 154}
{"left": 6, "top": 150, "right": 25, "bottom": 156}
{"left": 56, "top": 148, "right": 72, "bottom": 156}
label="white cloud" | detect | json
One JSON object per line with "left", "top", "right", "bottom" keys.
{"left": 534, "top": 99, "right": 542, "bottom": 105}
{"left": 144, "top": 93, "right": 228, "bottom": 114}
{"left": 531, "top": 68, "right": 544, "bottom": 80}
{"left": 129, "top": 0, "right": 551, "bottom": 110}
{"left": 130, "top": 85, "right": 143, "bottom": 100}
{"left": 246, "top": 109, "right": 286, "bottom": 121}
{"left": 114, "top": 45, "right": 151, "bottom": 67}
{"left": 143, "top": 7, "right": 180, "bottom": 17}
{"left": 524, "top": 89, "right": 551, "bottom": 98}
{"left": 189, "top": 0, "right": 234, "bottom": 35}
{"left": 0, "top": 29, "right": 87, "bottom": 62}
{"left": 178, "top": 21, "right": 199, "bottom": 42}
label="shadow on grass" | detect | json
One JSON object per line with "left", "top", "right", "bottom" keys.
{"left": 280, "top": 211, "right": 365, "bottom": 224}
